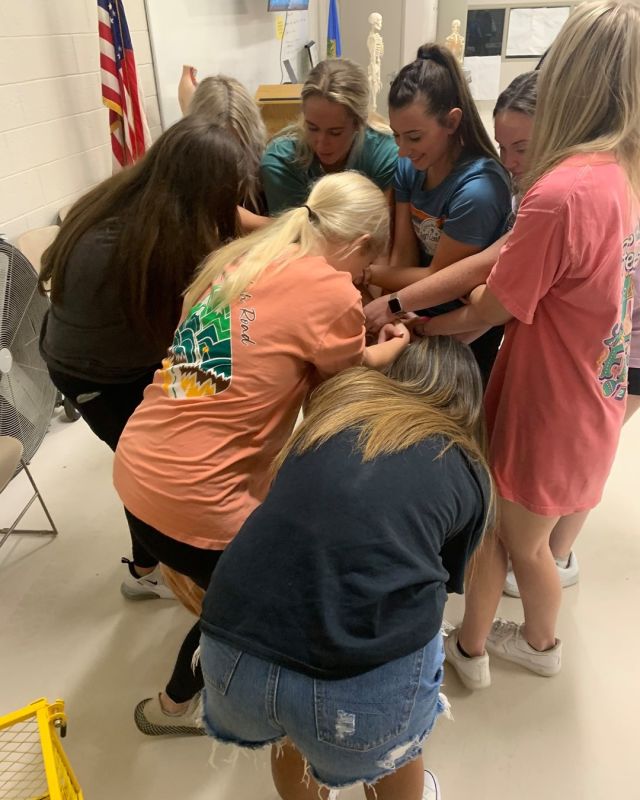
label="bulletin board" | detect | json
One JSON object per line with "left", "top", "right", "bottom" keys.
{"left": 144, "top": 0, "right": 312, "bottom": 128}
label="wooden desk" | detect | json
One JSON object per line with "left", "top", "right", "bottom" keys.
{"left": 255, "top": 83, "right": 303, "bottom": 137}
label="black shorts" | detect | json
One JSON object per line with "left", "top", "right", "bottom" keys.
{"left": 629, "top": 367, "right": 640, "bottom": 396}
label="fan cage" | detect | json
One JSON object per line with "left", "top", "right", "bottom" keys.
{"left": 0, "top": 240, "right": 56, "bottom": 466}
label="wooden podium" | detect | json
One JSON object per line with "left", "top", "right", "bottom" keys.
{"left": 255, "top": 84, "right": 303, "bottom": 137}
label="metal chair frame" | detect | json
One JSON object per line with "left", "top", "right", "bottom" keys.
{"left": 0, "top": 459, "right": 58, "bottom": 549}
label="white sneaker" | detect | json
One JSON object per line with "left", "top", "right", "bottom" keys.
{"left": 504, "top": 552, "right": 579, "bottom": 597}
{"left": 423, "top": 769, "right": 441, "bottom": 800}
{"left": 485, "top": 619, "right": 562, "bottom": 676}
{"left": 120, "top": 559, "right": 175, "bottom": 600}
{"left": 443, "top": 627, "right": 491, "bottom": 690}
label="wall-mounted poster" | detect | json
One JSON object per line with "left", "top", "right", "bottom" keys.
{"left": 464, "top": 9, "right": 506, "bottom": 57}
{"left": 506, "top": 6, "right": 571, "bottom": 58}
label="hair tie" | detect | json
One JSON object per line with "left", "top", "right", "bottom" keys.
{"left": 416, "top": 46, "right": 446, "bottom": 69}
{"left": 303, "top": 204, "right": 319, "bottom": 222}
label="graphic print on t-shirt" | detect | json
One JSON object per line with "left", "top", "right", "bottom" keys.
{"left": 161, "top": 288, "right": 232, "bottom": 398}
{"left": 411, "top": 205, "right": 445, "bottom": 257}
{"left": 597, "top": 221, "right": 640, "bottom": 400}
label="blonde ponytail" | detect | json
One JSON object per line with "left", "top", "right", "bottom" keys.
{"left": 184, "top": 171, "right": 390, "bottom": 311}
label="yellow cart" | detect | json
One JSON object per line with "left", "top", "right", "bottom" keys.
{"left": 0, "top": 698, "right": 83, "bottom": 800}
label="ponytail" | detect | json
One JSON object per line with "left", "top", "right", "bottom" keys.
{"left": 389, "top": 43, "right": 501, "bottom": 165}
{"left": 184, "top": 171, "right": 390, "bottom": 312}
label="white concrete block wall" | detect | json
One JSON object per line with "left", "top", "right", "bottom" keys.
{"left": 0, "top": 0, "right": 161, "bottom": 242}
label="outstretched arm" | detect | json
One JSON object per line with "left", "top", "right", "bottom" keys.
{"left": 365, "top": 234, "right": 509, "bottom": 331}
{"left": 237, "top": 206, "right": 270, "bottom": 233}
{"left": 420, "top": 284, "right": 513, "bottom": 336}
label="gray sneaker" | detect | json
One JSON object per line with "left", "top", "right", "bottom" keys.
{"left": 134, "top": 693, "right": 205, "bottom": 736}
{"left": 485, "top": 619, "right": 562, "bottom": 676}
{"left": 443, "top": 627, "right": 491, "bottom": 690}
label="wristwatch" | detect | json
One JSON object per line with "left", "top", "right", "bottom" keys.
{"left": 387, "top": 292, "right": 404, "bottom": 315}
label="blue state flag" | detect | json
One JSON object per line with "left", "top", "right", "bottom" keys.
{"left": 327, "top": 0, "right": 342, "bottom": 57}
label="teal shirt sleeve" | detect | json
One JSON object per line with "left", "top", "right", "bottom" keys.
{"left": 393, "top": 157, "right": 415, "bottom": 203}
{"left": 261, "top": 137, "right": 311, "bottom": 215}
{"left": 357, "top": 129, "right": 398, "bottom": 192}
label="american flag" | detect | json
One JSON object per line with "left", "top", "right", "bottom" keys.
{"left": 98, "top": 0, "right": 151, "bottom": 169}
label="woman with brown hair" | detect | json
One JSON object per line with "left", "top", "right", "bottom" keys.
{"left": 39, "top": 115, "right": 244, "bottom": 598}
{"left": 365, "top": 43, "right": 512, "bottom": 383}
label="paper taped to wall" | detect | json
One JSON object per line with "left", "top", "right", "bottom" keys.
{"left": 506, "top": 6, "right": 571, "bottom": 58}
{"left": 464, "top": 55, "right": 501, "bottom": 102}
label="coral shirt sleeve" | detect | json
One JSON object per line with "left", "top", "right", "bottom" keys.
{"left": 311, "top": 299, "right": 366, "bottom": 378}
{"left": 487, "top": 191, "right": 572, "bottom": 325}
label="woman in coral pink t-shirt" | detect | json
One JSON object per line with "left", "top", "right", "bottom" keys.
{"left": 426, "top": 1, "right": 640, "bottom": 686}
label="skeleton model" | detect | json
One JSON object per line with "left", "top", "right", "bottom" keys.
{"left": 445, "top": 19, "right": 465, "bottom": 65}
{"left": 367, "top": 13, "right": 384, "bottom": 113}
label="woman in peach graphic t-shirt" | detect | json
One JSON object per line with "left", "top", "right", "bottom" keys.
{"left": 113, "top": 172, "right": 409, "bottom": 735}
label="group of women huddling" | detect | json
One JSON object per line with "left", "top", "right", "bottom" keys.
{"left": 38, "top": 2, "right": 640, "bottom": 799}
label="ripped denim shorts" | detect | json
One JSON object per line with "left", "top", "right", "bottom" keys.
{"left": 200, "top": 631, "right": 447, "bottom": 790}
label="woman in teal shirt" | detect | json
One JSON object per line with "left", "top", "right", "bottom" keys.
{"left": 261, "top": 58, "right": 398, "bottom": 214}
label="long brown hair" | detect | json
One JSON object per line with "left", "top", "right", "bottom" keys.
{"left": 276, "top": 336, "right": 490, "bottom": 477}
{"left": 40, "top": 116, "right": 243, "bottom": 349}
{"left": 389, "top": 43, "right": 502, "bottom": 166}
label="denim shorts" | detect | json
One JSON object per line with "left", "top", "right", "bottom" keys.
{"left": 200, "top": 632, "right": 447, "bottom": 789}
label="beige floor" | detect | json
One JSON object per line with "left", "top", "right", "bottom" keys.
{"left": 1, "top": 409, "right": 639, "bottom": 800}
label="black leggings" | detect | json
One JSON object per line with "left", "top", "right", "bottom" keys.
{"left": 469, "top": 326, "right": 504, "bottom": 387}
{"left": 125, "top": 510, "right": 223, "bottom": 703}
{"left": 47, "top": 366, "right": 159, "bottom": 568}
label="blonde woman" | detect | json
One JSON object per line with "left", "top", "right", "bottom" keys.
{"left": 187, "top": 74, "right": 269, "bottom": 231}
{"left": 261, "top": 58, "right": 398, "bottom": 214}
{"left": 113, "top": 172, "right": 409, "bottom": 734}
{"left": 200, "top": 337, "right": 492, "bottom": 800}
{"left": 422, "top": 0, "right": 640, "bottom": 686}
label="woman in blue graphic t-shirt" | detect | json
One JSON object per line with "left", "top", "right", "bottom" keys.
{"left": 366, "top": 43, "right": 512, "bottom": 382}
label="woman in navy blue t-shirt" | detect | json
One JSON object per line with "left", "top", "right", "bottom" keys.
{"left": 198, "top": 336, "right": 493, "bottom": 800}
{"left": 366, "top": 44, "right": 511, "bottom": 381}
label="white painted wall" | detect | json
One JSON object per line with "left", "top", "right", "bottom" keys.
{"left": 402, "top": 0, "right": 438, "bottom": 64}
{"left": 336, "top": 0, "right": 439, "bottom": 116}
{"left": 437, "top": 1, "right": 577, "bottom": 137}
{"left": 145, "top": 0, "right": 319, "bottom": 129}
{"left": 0, "top": 0, "right": 160, "bottom": 242}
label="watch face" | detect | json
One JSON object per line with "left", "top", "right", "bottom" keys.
{"left": 388, "top": 296, "right": 402, "bottom": 314}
